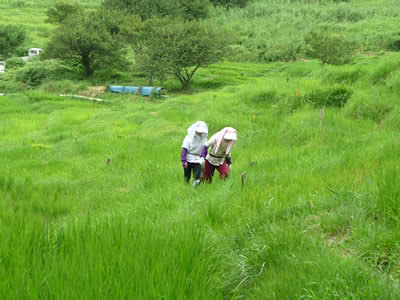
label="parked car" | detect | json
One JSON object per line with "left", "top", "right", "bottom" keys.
{"left": 28, "top": 48, "right": 42, "bottom": 57}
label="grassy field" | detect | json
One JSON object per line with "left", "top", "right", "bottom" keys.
{"left": 2, "top": 52, "right": 400, "bottom": 298}
{"left": 2, "top": 0, "right": 400, "bottom": 298}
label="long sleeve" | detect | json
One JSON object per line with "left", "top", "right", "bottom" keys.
{"left": 200, "top": 145, "right": 208, "bottom": 158}
{"left": 181, "top": 148, "right": 187, "bottom": 167}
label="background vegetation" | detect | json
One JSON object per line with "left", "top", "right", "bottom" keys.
{"left": 1, "top": 0, "right": 400, "bottom": 298}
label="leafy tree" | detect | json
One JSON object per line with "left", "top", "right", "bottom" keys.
{"left": 45, "top": 10, "right": 128, "bottom": 76}
{"left": 210, "top": 0, "right": 250, "bottom": 9}
{"left": 130, "top": 17, "right": 232, "bottom": 89}
{"left": 0, "top": 24, "right": 27, "bottom": 60}
{"left": 102, "top": 0, "right": 210, "bottom": 20}
{"left": 46, "top": 1, "right": 83, "bottom": 24}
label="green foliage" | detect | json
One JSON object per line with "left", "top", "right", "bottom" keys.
{"left": 0, "top": 24, "right": 27, "bottom": 60}
{"left": 305, "top": 31, "right": 355, "bottom": 65}
{"left": 369, "top": 59, "right": 400, "bottom": 85}
{"left": 45, "top": 1, "right": 83, "bottom": 24}
{"left": 45, "top": 9, "right": 128, "bottom": 76}
{"left": 386, "top": 70, "right": 400, "bottom": 94}
{"left": 321, "top": 67, "right": 364, "bottom": 85}
{"left": 15, "top": 59, "right": 72, "bottom": 87}
{"left": 102, "top": 0, "right": 210, "bottom": 20}
{"left": 303, "top": 86, "right": 352, "bottom": 107}
{"left": 131, "top": 17, "right": 232, "bottom": 89}
{"left": 375, "top": 167, "right": 400, "bottom": 225}
{"left": 344, "top": 89, "right": 394, "bottom": 122}
{"left": 210, "top": 0, "right": 250, "bottom": 9}
{"left": 5, "top": 57, "right": 25, "bottom": 70}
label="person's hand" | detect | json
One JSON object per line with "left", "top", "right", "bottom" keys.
{"left": 200, "top": 158, "right": 205, "bottom": 167}
{"left": 182, "top": 161, "right": 188, "bottom": 168}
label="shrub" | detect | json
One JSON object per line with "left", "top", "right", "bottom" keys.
{"left": 210, "top": 0, "right": 250, "bottom": 9}
{"left": 305, "top": 31, "right": 355, "bottom": 65}
{"left": 5, "top": 57, "right": 25, "bottom": 70}
{"left": 16, "top": 59, "right": 72, "bottom": 87}
{"left": 303, "top": 86, "right": 352, "bottom": 107}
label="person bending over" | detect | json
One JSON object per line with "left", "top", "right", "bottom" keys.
{"left": 201, "top": 127, "right": 237, "bottom": 183}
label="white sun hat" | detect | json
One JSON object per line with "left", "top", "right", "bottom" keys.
{"left": 224, "top": 131, "right": 237, "bottom": 140}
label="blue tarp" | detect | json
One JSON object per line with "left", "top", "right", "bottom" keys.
{"left": 108, "top": 86, "right": 164, "bottom": 96}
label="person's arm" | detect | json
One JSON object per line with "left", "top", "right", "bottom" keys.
{"left": 200, "top": 146, "right": 207, "bottom": 158}
{"left": 181, "top": 148, "right": 188, "bottom": 168}
{"left": 201, "top": 137, "right": 215, "bottom": 158}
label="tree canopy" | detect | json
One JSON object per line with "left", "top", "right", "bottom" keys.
{"left": 130, "top": 17, "right": 232, "bottom": 89}
{"left": 45, "top": 10, "right": 128, "bottom": 76}
{"left": 0, "top": 24, "right": 27, "bottom": 60}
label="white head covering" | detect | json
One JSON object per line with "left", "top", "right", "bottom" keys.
{"left": 182, "top": 121, "right": 209, "bottom": 163}
{"left": 212, "top": 127, "right": 237, "bottom": 154}
{"left": 187, "top": 121, "right": 208, "bottom": 138}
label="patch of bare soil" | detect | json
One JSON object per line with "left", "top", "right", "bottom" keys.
{"left": 81, "top": 86, "right": 106, "bottom": 98}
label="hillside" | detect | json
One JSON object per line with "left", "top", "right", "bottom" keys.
{"left": 1, "top": 0, "right": 400, "bottom": 298}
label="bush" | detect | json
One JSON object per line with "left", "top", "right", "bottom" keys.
{"left": 210, "top": 0, "right": 250, "bottom": 9}
{"left": 16, "top": 59, "right": 73, "bottom": 87}
{"left": 303, "top": 86, "right": 352, "bottom": 107}
{"left": 305, "top": 31, "right": 355, "bottom": 65}
{"left": 5, "top": 57, "right": 25, "bottom": 70}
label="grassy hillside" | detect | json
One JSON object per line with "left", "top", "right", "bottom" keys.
{"left": 2, "top": 53, "right": 400, "bottom": 297}
{"left": 2, "top": 0, "right": 400, "bottom": 298}
{"left": 1, "top": 0, "right": 400, "bottom": 60}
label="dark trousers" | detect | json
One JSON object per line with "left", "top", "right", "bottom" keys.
{"left": 184, "top": 162, "right": 202, "bottom": 183}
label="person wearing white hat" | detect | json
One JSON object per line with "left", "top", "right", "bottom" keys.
{"left": 181, "top": 121, "right": 209, "bottom": 186}
{"left": 201, "top": 127, "right": 237, "bottom": 183}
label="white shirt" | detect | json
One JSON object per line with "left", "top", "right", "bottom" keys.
{"left": 182, "top": 135, "right": 204, "bottom": 163}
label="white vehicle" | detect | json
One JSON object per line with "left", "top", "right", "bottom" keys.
{"left": 0, "top": 61, "right": 5, "bottom": 73}
{"left": 28, "top": 48, "right": 43, "bottom": 57}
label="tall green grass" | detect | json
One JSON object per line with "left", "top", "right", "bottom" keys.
{"left": 2, "top": 54, "right": 400, "bottom": 297}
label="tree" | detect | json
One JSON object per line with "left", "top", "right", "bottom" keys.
{"left": 0, "top": 24, "right": 27, "bottom": 60}
{"left": 130, "top": 17, "right": 232, "bottom": 89}
{"left": 45, "top": 10, "right": 128, "bottom": 76}
{"left": 102, "top": 0, "right": 210, "bottom": 20}
{"left": 46, "top": 1, "right": 83, "bottom": 24}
